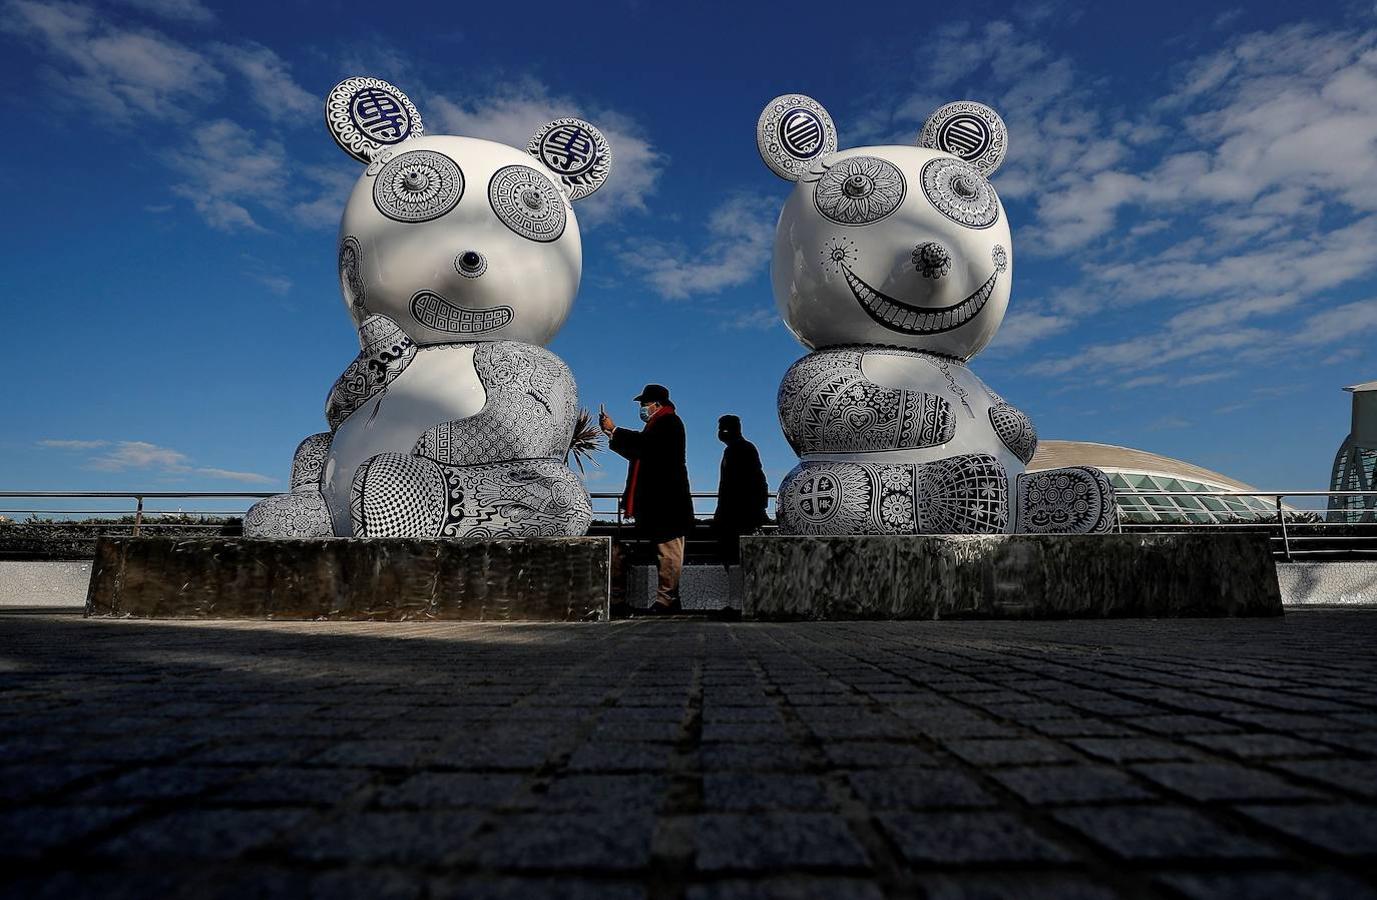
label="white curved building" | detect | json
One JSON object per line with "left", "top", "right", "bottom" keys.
{"left": 1029, "top": 441, "right": 1283, "bottom": 524}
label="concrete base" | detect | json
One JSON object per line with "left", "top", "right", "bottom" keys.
{"left": 740, "top": 533, "right": 1282, "bottom": 620}
{"left": 1277, "top": 560, "right": 1377, "bottom": 607}
{"left": 86, "top": 537, "right": 610, "bottom": 621}
{"left": 0, "top": 560, "right": 92, "bottom": 607}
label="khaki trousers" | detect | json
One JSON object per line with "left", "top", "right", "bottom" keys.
{"left": 611, "top": 536, "right": 685, "bottom": 607}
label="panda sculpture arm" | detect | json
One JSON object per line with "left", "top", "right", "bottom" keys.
{"left": 324, "top": 315, "right": 417, "bottom": 431}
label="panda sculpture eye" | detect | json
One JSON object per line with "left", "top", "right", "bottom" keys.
{"left": 488, "top": 165, "right": 567, "bottom": 242}
{"left": 372, "top": 150, "right": 465, "bottom": 222}
{"left": 920, "top": 157, "right": 999, "bottom": 229}
{"left": 814, "top": 156, "right": 906, "bottom": 226}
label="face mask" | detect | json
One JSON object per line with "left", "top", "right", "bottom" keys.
{"left": 639, "top": 406, "right": 653, "bottom": 422}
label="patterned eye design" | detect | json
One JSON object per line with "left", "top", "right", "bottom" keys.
{"left": 488, "top": 165, "right": 567, "bottom": 242}
{"left": 372, "top": 150, "right": 464, "bottom": 223}
{"left": 920, "top": 157, "right": 1000, "bottom": 228}
{"left": 814, "top": 156, "right": 906, "bottom": 226}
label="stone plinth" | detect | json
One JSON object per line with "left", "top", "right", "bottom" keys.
{"left": 86, "top": 537, "right": 610, "bottom": 621}
{"left": 740, "top": 534, "right": 1281, "bottom": 620}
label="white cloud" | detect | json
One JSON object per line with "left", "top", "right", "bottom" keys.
{"left": 114, "top": 0, "right": 215, "bottom": 24}
{"left": 167, "top": 119, "right": 289, "bottom": 231}
{"left": 1, "top": 0, "right": 223, "bottom": 121}
{"left": 429, "top": 79, "right": 665, "bottom": 223}
{"left": 42, "top": 439, "right": 274, "bottom": 484}
{"left": 617, "top": 194, "right": 774, "bottom": 300}
{"left": 213, "top": 42, "right": 314, "bottom": 123}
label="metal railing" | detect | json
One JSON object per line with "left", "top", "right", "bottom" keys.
{"left": 1, "top": 488, "right": 1374, "bottom": 561}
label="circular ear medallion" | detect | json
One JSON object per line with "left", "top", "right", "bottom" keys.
{"left": 757, "top": 94, "right": 838, "bottom": 182}
{"left": 526, "top": 118, "right": 612, "bottom": 201}
{"left": 918, "top": 101, "right": 1007, "bottom": 176}
{"left": 326, "top": 77, "right": 424, "bottom": 164}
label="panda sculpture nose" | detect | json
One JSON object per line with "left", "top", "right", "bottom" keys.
{"left": 455, "top": 250, "right": 487, "bottom": 278}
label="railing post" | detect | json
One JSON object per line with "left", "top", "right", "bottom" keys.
{"left": 1276, "top": 495, "right": 1291, "bottom": 561}
{"left": 133, "top": 496, "right": 144, "bottom": 537}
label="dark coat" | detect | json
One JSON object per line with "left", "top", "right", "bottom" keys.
{"left": 713, "top": 437, "right": 769, "bottom": 532}
{"left": 610, "top": 409, "right": 695, "bottom": 542}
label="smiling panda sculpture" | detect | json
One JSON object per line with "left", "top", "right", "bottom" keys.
{"left": 759, "top": 94, "right": 1115, "bottom": 535}
{"left": 245, "top": 77, "right": 609, "bottom": 539}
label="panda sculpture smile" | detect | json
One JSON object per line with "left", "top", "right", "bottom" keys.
{"left": 759, "top": 94, "right": 1116, "bottom": 536}
{"left": 245, "top": 77, "right": 609, "bottom": 540}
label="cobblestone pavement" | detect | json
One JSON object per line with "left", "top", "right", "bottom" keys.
{"left": 2, "top": 610, "right": 1376, "bottom": 899}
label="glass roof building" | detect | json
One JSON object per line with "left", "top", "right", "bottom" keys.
{"left": 1028, "top": 441, "right": 1284, "bottom": 524}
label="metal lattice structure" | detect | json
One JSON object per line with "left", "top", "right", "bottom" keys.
{"left": 1329, "top": 382, "right": 1377, "bottom": 524}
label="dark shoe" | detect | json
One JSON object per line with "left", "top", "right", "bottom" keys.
{"left": 609, "top": 601, "right": 633, "bottom": 619}
{"left": 645, "top": 599, "right": 681, "bottom": 616}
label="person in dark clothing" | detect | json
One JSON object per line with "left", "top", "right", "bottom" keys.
{"left": 599, "top": 383, "right": 695, "bottom": 614}
{"left": 711, "top": 415, "right": 769, "bottom": 566}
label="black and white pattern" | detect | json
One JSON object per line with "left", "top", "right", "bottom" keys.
{"left": 777, "top": 349, "right": 954, "bottom": 454}
{"left": 244, "top": 490, "right": 335, "bottom": 539}
{"left": 913, "top": 242, "right": 952, "bottom": 279}
{"left": 813, "top": 156, "right": 906, "bottom": 226}
{"left": 349, "top": 451, "right": 449, "bottom": 538}
{"left": 992, "top": 244, "right": 1008, "bottom": 273}
{"left": 410, "top": 291, "right": 513, "bottom": 335}
{"left": 413, "top": 342, "right": 578, "bottom": 466}
{"left": 526, "top": 118, "right": 612, "bottom": 201}
{"left": 372, "top": 150, "right": 464, "bottom": 223}
{"left": 351, "top": 454, "right": 592, "bottom": 539}
{"left": 1015, "top": 466, "right": 1117, "bottom": 534}
{"left": 339, "top": 236, "right": 367, "bottom": 320}
{"left": 918, "top": 101, "right": 1008, "bottom": 176}
{"left": 988, "top": 403, "right": 1037, "bottom": 464}
{"left": 920, "top": 157, "right": 1000, "bottom": 229}
{"left": 290, "top": 432, "right": 332, "bottom": 491}
{"left": 756, "top": 94, "right": 839, "bottom": 182}
{"left": 918, "top": 453, "right": 1009, "bottom": 534}
{"left": 488, "top": 165, "right": 567, "bottom": 242}
{"left": 325, "top": 77, "right": 423, "bottom": 164}
{"left": 777, "top": 453, "right": 1009, "bottom": 535}
{"left": 325, "top": 315, "right": 417, "bottom": 429}
{"left": 922, "top": 354, "right": 974, "bottom": 417}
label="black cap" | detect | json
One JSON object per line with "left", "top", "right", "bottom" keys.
{"left": 633, "top": 384, "right": 670, "bottom": 403}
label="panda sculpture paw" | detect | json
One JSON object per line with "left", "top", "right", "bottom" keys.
{"left": 351, "top": 453, "right": 592, "bottom": 539}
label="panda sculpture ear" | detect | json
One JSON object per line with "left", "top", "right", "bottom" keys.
{"left": 757, "top": 94, "right": 838, "bottom": 182}
{"left": 325, "top": 76, "right": 424, "bottom": 164}
{"left": 526, "top": 118, "right": 613, "bottom": 201}
{"left": 918, "top": 101, "right": 1008, "bottom": 176}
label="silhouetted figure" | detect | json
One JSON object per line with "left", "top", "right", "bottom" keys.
{"left": 712, "top": 415, "right": 769, "bottom": 566}
{"left": 599, "top": 384, "right": 695, "bottom": 614}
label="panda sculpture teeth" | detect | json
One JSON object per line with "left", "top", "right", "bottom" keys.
{"left": 245, "top": 78, "right": 612, "bottom": 540}
{"left": 757, "top": 95, "right": 1116, "bottom": 536}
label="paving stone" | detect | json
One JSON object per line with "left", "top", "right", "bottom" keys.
{"left": 1067, "top": 737, "right": 1199, "bottom": 763}
{"left": 991, "top": 765, "right": 1158, "bottom": 804}
{"left": 820, "top": 741, "right": 936, "bottom": 768}
{"left": 703, "top": 774, "right": 832, "bottom": 811}
{"left": 877, "top": 811, "right": 1073, "bottom": 864}
{"left": 1236, "top": 803, "right": 1377, "bottom": 856}
{"left": 693, "top": 813, "right": 871, "bottom": 872}
{"left": 97, "top": 807, "right": 314, "bottom": 860}
{"left": 566, "top": 740, "right": 675, "bottom": 773}
{"left": 912, "top": 874, "right": 1121, "bottom": 899}
{"left": 376, "top": 772, "right": 524, "bottom": 808}
{"left": 212, "top": 766, "right": 375, "bottom": 806}
{"left": 76, "top": 765, "right": 248, "bottom": 802}
{"left": 1155, "top": 869, "right": 1377, "bottom": 900}
{"left": 469, "top": 811, "right": 654, "bottom": 871}
{"left": 539, "top": 774, "right": 667, "bottom": 812}
{"left": 1131, "top": 762, "right": 1322, "bottom": 801}
{"left": 290, "top": 810, "right": 484, "bottom": 865}
{"left": 0, "top": 804, "right": 139, "bottom": 859}
{"left": 1271, "top": 759, "right": 1377, "bottom": 798}
{"left": 1186, "top": 732, "right": 1338, "bottom": 759}
{"left": 432, "top": 878, "right": 645, "bottom": 900}
{"left": 846, "top": 769, "right": 996, "bottom": 809}
{"left": 943, "top": 737, "right": 1080, "bottom": 766}
{"left": 686, "top": 878, "right": 883, "bottom": 899}
{"left": 1054, "top": 805, "right": 1282, "bottom": 859}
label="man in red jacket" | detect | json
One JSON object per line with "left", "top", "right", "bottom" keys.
{"left": 599, "top": 383, "right": 696, "bottom": 614}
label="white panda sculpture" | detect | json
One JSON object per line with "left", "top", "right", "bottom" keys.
{"left": 758, "top": 94, "right": 1116, "bottom": 535}
{"left": 246, "top": 77, "right": 609, "bottom": 539}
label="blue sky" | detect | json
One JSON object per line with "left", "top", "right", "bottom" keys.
{"left": 2, "top": 0, "right": 1374, "bottom": 512}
